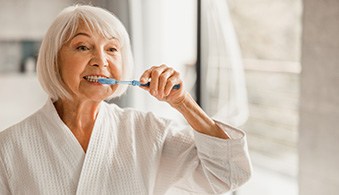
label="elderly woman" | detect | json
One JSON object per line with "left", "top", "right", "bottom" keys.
{"left": 0, "top": 5, "right": 251, "bottom": 195}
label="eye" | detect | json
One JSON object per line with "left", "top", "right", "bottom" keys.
{"left": 76, "top": 45, "right": 89, "bottom": 51}
{"left": 108, "top": 47, "right": 118, "bottom": 53}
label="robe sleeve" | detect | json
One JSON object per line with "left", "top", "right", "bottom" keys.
{"left": 0, "top": 157, "right": 10, "bottom": 195}
{"left": 154, "top": 119, "right": 252, "bottom": 194}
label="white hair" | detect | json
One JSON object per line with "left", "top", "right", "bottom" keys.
{"left": 37, "top": 5, "right": 134, "bottom": 101}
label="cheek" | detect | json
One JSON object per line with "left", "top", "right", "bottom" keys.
{"left": 110, "top": 59, "right": 124, "bottom": 80}
{"left": 62, "top": 65, "right": 80, "bottom": 81}
{"left": 58, "top": 52, "right": 83, "bottom": 83}
{"left": 115, "top": 67, "right": 123, "bottom": 80}
{"left": 60, "top": 64, "right": 84, "bottom": 90}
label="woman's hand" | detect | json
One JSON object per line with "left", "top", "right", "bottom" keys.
{"left": 139, "top": 64, "right": 187, "bottom": 107}
{"left": 140, "top": 64, "right": 229, "bottom": 139}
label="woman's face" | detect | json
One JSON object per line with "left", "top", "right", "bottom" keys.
{"left": 58, "top": 23, "right": 122, "bottom": 102}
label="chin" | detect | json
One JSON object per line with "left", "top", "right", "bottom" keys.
{"left": 80, "top": 88, "right": 114, "bottom": 101}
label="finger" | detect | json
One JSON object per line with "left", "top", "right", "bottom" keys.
{"left": 139, "top": 66, "right": 154, "bottom": 84}
{"left": 158, "top": 68, "right": 174, "bottom": 98}
{"left": 149, "top": 65, "right": 167, "bottom": 96}
{"left": 164, "top": 72, "right": 181, "bottom": 96}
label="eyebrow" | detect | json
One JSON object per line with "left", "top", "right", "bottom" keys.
{"left": 72, "top": 32, "right": 91, "bottom": 39}
{"left": 72, "top": 32, "right": 118, "bottom": 41}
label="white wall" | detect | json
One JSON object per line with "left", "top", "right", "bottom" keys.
{"left": 299, "top": 0, "right": 339, "bottom": 194}
{"left": 0, "top": 0, "right": 73, "bottom": 40}
{"left": 0, "top": 74, "right": 47, "bottom": 131}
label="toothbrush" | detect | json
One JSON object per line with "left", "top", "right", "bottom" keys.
{"left": 98, "top": 78, "right": 180, "bottom": 89}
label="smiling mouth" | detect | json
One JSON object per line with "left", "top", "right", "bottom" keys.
{"left": 83, "top": 75, "right": 108, "bottom": 83}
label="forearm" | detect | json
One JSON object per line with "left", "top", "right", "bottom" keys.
{"left": 170, "top": 92, "right": 230, "bottom": 139}
{"left": 138, "top": 64, "right": 230, "bottom": 140}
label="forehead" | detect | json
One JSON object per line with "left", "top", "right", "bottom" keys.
{"left": 65, "top": 18, "right": 121, "bottom": 44}
{"left": 71, "top": 28, "right": 121, "bottom": 46}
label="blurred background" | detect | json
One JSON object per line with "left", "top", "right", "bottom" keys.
{"left": 1, "top": 0, "right": 338, "bottom": 195}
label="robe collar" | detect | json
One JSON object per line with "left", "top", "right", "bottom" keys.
{"left": 40, "top": 98, "right": 113, "bottom": 193}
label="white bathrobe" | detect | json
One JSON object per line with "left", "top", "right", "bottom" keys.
{"left": 0, "top": 99, "right": 251, "bottom": 195}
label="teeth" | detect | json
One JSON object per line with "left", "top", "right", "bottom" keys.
{"left": 84, "top": 75, "right": 107, "bottom": 83}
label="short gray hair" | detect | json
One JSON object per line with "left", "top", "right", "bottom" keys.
{"left": 37, "top": 5, "right": 133, "bottom": 101}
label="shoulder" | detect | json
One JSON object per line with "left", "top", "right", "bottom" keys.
{"left": 0, "top": 99, "right": 53, "bottom": 142}
{"left": 0, "top": 110, "right": 43, "bottom": 151}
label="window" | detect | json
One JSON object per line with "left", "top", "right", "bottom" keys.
{"left": 228, "top": 0, "right": 302, "bottom": 194}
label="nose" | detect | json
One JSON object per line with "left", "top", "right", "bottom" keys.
{"left": 91, "top": 49, "right": 108, "bottom": 68}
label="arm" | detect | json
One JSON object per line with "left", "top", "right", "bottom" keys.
{"left": 0, "top": 157, "right": 10, "bottom": 195}
{"left": 152, "top": 116, "right": 251, "bottom": 194}
{"left": 139, "top": 64, "right": 229, "bottom": 139}
{"left": 170, "top": 92, "right": 230, "bottom": 139}
{"left": 140, "top": 65, "right": 251, "bottom": 193}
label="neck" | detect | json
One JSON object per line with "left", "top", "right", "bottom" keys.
{"left": 54, "top": 98, "right": 101, "bottom": 134}
{"left": 54, "top": 98, "right": 102, "bottom": 152}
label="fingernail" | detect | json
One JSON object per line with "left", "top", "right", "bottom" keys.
{"left": 151, "top": 90, "right": 157, "bottom": 96}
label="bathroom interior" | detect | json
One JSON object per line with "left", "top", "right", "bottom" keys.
{"left": 0, "top": 0, "right": 338, "bottom": 194}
